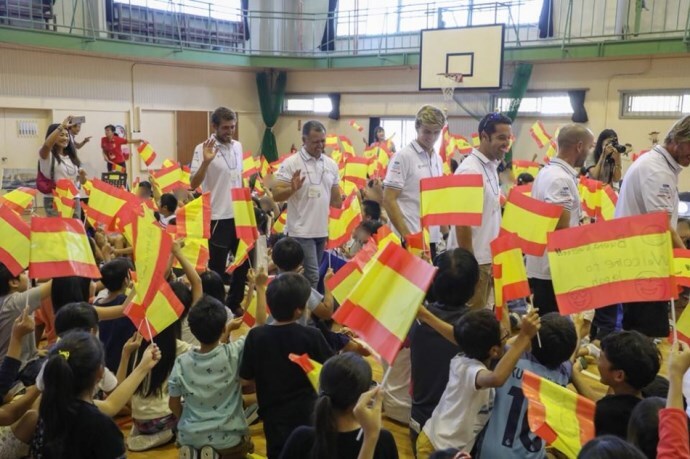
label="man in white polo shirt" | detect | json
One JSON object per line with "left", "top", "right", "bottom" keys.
{"left": 272, "top": 120, "right": 342, "bottom": 287}
{"left": 614, "top": 115, "right": 690, "bottom": 337}
{"left": 525, "top": 124, "right": 592, "bottom": 315}
{"left": 447, "top": 113, "right": 513, "bottom": 310}
{"left": 190, "top": 107, "right": 246, "bottom": 315}
{"left": 383, "top": 105, "right": 445, "bottom": 257}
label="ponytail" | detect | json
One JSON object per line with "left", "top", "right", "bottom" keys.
{"left": 310, "top": 392, "right": 338, "bottom": 459}
{"left": 38, "top": 331, "right": 104, "bottom": 458}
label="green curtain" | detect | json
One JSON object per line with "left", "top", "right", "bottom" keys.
{"left": 504, "top": 63, "right": 533, "bottom": 163}
{"left": 256, "top": 70, "right": 287, "bottom": 162}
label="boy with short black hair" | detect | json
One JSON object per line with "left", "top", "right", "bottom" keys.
{"left": 362, "top": 199, "right": 382, "bottom": 221}
{"left": 155, "top": 193, "right": 178, "bottom": 228}
{"left": 96, "top": 258, "right": 136, "bottom": 371}
{"left": 476, "top": 312, "right": 577, "bottom": 458}
{"left": 573, "top": 330, "right": 661, "bottom": 439}
{"left": 54, "top": 301, "right": 99, "bottom": 337}
{"left": 416, "top": 309, "right": 541, "bottom": 456}
{"left": 239, "top": 273, "right": 334, "bottom": 459}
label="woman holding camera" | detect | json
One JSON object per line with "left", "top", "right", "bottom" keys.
{"left": 587, "top": 129, "right": 624, "bottom": 186}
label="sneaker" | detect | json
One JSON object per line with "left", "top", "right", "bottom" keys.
{"left": 200, "top": 446, "right": 219, "bottom": 459}
{"left": 179, "top": 445, "right": 197, "bottom": 459}
{"left": 244, "top": 403, "right": 260, "bottom": 425}
{"left": 127, "top": 428, "right": 174, "bottom": 452}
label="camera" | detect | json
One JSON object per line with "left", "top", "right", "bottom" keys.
{"left": 610, "top": 141, "right": 626, "bottom": 154}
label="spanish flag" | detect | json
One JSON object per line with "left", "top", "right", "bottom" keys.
{"left": 137, "top": 142, "right": 157, "bottom": 167}
{"left": 175, "top": 192, "right": 211, "bottom": 239}
{"left": 529, "top": 121, "right": 552, "bottom": 149}
{"left": 349, "top": 120, "right": 364, "bottom": 132}
{"left": 29, "top": 217, "right": 100, "bottom": 279}
{"left": 544, "top": 140, "right": 558, "bottom": 162}
{"left": 227, "top": 238, "right": 253, "bottom": 274}
{"left": 242, "top": 151, "right": 258, "bottom": 179}
{"left": 578, "top": 176, "right": 602, "bottom": 218}
{"left": 326, "top": 260, "right": 364, "bottom": 305}
{"left": 455, "top": 135, "right": 472, "bottom": 155}
{"left": 547, "top": 212, "right": 674, "bottom": 314}
{"left": 0, "top": 206, "right": 30, "bottom": 276}
{"left": 270, "top": 154, "right": 291, "bottom": 172}
{"left": 172, "top": 237, "right": 209, "bottom": 272}
{"left": 151, "top": 162, "right": 184, "bottom": 193}
{"left": 522, "top": 370, "right": 595, "bottom": 459}
{"left": 231, "top": 188, "right": 259, "bottom": 244}
{"left": 243, "top": 280, "right": 273, "bottom": 327}
{"left": 0, "top": 187, "right": 36, "bottom": 214}
{"left": 258, "top": 155, "right": 273, "bottom": 177}
{"left": 597, "top": 185, "right": 618, "bottom": 222}
{"left": 339, "top": 136, "right": 356, "bottom": 157}
{"left": 500, "top": 188, "right": 563, "bottom": 256}
{"left": 405, "top": 231, "right": 426, "bottom": 257}
{"left": 471, "top": 132, "right": 480, "bottom": 148}
{"left": 513, "top": 183, "right": 533, "bottom": 197}
{"left": 439, "top": 125, "right": 455, "bottom": 162}
{"left": 289, "top": 353, "right": 323, "bottom": 392}
{"left": 272, "top": 209, "right": 287, "bottom": 234}
{"left": 111, "top": 163, "right": 126, "bottom": 173}
{"left": 676, "top": 302, "right": 690, "bottom": 344}
{"left": 125, "top": 280, "right": 185, "bottom": 341}
{"left": 373, "top": 224, "right": 401, "bottom": 250}
{"left": 332, "top": 242, "right": 437, "bottom": 364}
{"left": 331, "top": 149, "right": 343, "bottom": 168}
{"left": 52, "top": 179, "right": 79, "bottom": 218}
{"left": 420, "top": 174, "right": 484, "bottom": 227}
{"left": 327, "top": 193, "right": 362, "bottom": 249}
{"left": 325, "top": 134, "right": 339, "bottom": 149}
{"left": 82, "top": 179, "right": 137, "bottom": 230}
{"left": 673, "top": 249, "right": 690, "bottom": 288}
{"left": 512, "top": 160, "right": 540, "bottom": 180}
{"left": 342, "top": 156, "right": 370, "bottom": 189}
{"left": 491, "top": 234, "right": 530, "bottom": 319}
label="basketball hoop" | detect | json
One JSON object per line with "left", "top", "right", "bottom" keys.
{"left": 437, "top": 72, "right": 464, "bottom": 114}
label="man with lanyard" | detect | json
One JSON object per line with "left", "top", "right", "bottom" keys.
{"left": 614, "top": 115, "right": 690, "bottom": 338}
{"left": 101, "top": 124, "right": 142, "bottom": 172}
{"left": 272, "top": 120, "right": 342, "bottom": 288}
{"left": 190, "top": 107, "right": 247, "bottom": 315}
{"left": 381, "top": 105, "right": 445, "bottom": 425}
{"left": 525, "top": 124, "right": 592, "bottom": 316}
{"left": 447, "top": 112, "right": 513, "bottom": 310}
{"left": 383, "top": 105, "right": 445, "bottom": 259}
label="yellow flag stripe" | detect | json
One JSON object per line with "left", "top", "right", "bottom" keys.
{"left": 421, "top": 186, "right": 484, "bottom": 214}
{"left": 30, "top": 232, "right": 94, "bottom": 264}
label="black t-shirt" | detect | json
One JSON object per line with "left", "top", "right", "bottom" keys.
{"left": 279, "top": 425, "right": 399, "bottom": 459}
{"left": 409, "top": 302, "right": 466, "bottom": 430}
{"left": 595, "top": 394, "right": 642, "bottom": 438}
{"left": 97, "top": 293, "right": 135, "bottom": 372}
{"left": 31, "top": 400, "right": 125, "bottom": 459}
{"left": 239, "top": 323, "right": 334, "bottom": 422}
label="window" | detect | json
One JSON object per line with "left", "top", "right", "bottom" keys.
{"left": 493, "top": 94, "right": 574, "bottom": 116}
{"left": 380, "top": 118, "right": 444, "bottom": 153}
{"left": 621, "top": 91, "right": 690, "bottom": 118}
{"left": 337, "top": 0, "right": 543, "bottom": 36}
{"left": 113, "top": 0, "right": 242, "bottom": 21}
{"left": 284, "top": 96, "right": 333, "bottom": 114}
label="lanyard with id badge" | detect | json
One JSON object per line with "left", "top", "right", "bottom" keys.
{"left": 215, "top": 138, "right": 240, "bottom": 185}
{"left": 301, "top": 154, "right": 325, "bottom": 199}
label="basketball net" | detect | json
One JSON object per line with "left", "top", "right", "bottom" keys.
{"left": 437, "top": 73, "right": 464, "bottom": 115}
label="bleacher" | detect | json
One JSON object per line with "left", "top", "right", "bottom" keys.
{"left": 108, "top": 2, "right": 245, "bottom": 51}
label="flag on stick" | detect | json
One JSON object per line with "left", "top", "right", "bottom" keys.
{"left": 137, "top": 142, "right": 157, "bottom": 166}
{"left": 349, "top": 120, "right": 364, "bottom": 132}
{"left": 289, "top": 353, "right": 323, "bottom": 392}
{"left": 327, "top": 193, "right": 362, "bottom": 249}
{"left": 529, "top": 121, "right": 552, "bottom": 149}
{"left": 512, "top": 160, "right": 541, "bottom": 180}
{"left": 578, "top": 176, "right": 603, "bottom": 218}
{"left": 500, "top": 188, "right": 563, "bottom": 256}
{"left": 0, "top": 187, "right": 36, "bottom": 214}
{"left": 0, "top": 206, "right": 30, "bottom": 276}
{"left": 125, "top": 281, "right": 185, "bottom": 341}
{"left": 52, "top": 179, "right": 79, "bottom": 218}
{"left": 420, "top": 174, "right": 484, "bottom": 227}
{"left": 491, "top": 234, "right": 531, "bottom": 318}
{"left": 673, "top": 249, "right": 690, "bottom": 288}
{"left": 174, "top": 193, "right": 211, "bottom": 239}
{"left": 342, "top": 156, "right": 370, "bottom": 189}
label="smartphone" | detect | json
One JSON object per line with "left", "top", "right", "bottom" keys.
{"left": 71, "top": 116, "right": 86, "bottom": 125}
{"left": 254, "top": 235, "right": 268, "bottom": 272}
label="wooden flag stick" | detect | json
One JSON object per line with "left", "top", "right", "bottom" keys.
{"left": 356, "top": 365, "right": 393, "bottom": 441}
{"left": 671, "top": 297, "right": 678, "bottom": 344}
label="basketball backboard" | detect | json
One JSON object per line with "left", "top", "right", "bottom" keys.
{"left": 419, "top": 24, "right": 505, "bottom": 91}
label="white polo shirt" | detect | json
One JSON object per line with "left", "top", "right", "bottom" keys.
{"left": 446, "top": 149, "right": 501, "bottom": 265}
{"left": 190, "top": 137, "right": 243, "bottom": 220}
{"left": 383, "top": 140, "right": 442, "bottom": 243}
{"left": 615, "top": 145, "right": 682, "bottom": 227}
{"left": 525, "top": 157, "right": 581, "bottom": 280}
{"left": 276, "top": 148, "right": 339, "bottom": 238}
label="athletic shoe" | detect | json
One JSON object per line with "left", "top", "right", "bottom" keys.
{"left": 200, "top": 446, "right": 219, "bottom": 459}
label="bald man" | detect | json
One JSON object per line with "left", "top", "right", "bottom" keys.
{"left": 526, "top": 124, "right": 594, "bottom": 315}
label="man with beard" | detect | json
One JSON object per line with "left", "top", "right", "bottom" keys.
{"left": 190, "top": 107, "right": 246, "bottom": 315}
{"left": 526, "top": 124, "right": 593, "bottom": 315}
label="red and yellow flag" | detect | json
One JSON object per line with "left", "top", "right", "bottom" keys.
{"left": 325, "top": 134, "right": 339, "bottom": 149}
{"left": 272, "top": 209, "right": 287, "bottom": 234}
{"left": 289, "top": 353, "right": 323, "bottom": 392}
{"left": 522, "top": 370, "right": 595, "bottom": 459}
{"left": 0, "top": 206, "right": 30, "bottom": 276}
{"left": 471, "top": 132, "right": 480, "bottom": 148}
{"left": 529, "top": 121, "right": 552, "bottom": 149}
{"left": 332, "top": 242, "right": 437, "bottom": 364}
{"left": 242, "top": 151, "right": 258, "bottom": 179}
{"left": 0, "top": 187, "right": 36, "bottom": 214}
{"left": 111, "top": 163, "right": 126, "bottom": 173}
{"left": 231, "top": 188, "right": 259, "bottom": 244}
{"left": 29, "top": 217, "right": 100, "bottom": 279}
{"left": 513, "top": 183, "right": 533, "bottom": 197}
{"left": 597, "top": 185, "right": 618, "bottom": 222}
{"left": 258, "top": 156, "right": 273, "bottom": 177}
{"left": 172, "top": 237, "right": 209, "bottom": 272}
{"left": 339, "top": 136, "right": 356, "bottom": 157}
{"left": 500, "top": 188, "right": 563, "bottom": 256}
{"left": 405, "top": 231, "right": 426, "bottom": 257}
{"left": 544, "top": 140, "right": 558, "bottom": 163}
{"left": 673, "top": 249, "right": 690, "bottom": 288}
{"left": 137, "top": 142, "right": 157, "bottom": 167}
{"left": 326, "top": 260, "right": 364, "bottom": 305}
{"left": 491, "top": 234, "right": 531, "bottom": 318}
{"left": 125, "top": 280, "right": 185, "bottom": 341}
{"left": 349, "top": 120, "right": 364, "bottom": 132}
{"left": 512, "top": 160, "right": 541, "bottom": 180}
{"left": 373, "top": 224, "right": 401, "bottom": 250}
{"left": 439, "top": 125, "right": 454, "bottom": 162}
{"left": 174, "top": 192, "right": 211, "bottom": 239}
{"left": 420, "top": 174, "right": 484, "bottom": 227}
{"left": 342, "top": 156, "right": 370, "bottom": 189}
{"left": 547, "top": 212, "right": 674, "bottom": 314}
{"left": 327, "top": 193, "right": 362, "bottom": 249}
{"left": 227, "top": 238, "right": 253, "bottom": 274}
{"left": 578, "top": 176, "right": 602, "bottom": 218}
{"left": 52, "top": 179, "right": 79, "bottom": 218}
{"left": 82, "top": 179, "right": 137, "bottom": 231}
{"left": 151, "top": 162, "right": 184, "bottom": 193}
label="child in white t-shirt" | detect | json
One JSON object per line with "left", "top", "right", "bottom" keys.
{"left": 416, "top": 309, "right": 541, "bottom": 456}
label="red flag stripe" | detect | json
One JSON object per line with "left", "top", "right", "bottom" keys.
{"left": 419, "top": 174, "right": 483, "bottom": 191}
{"left": 31, "top": 216, "right": 84, "bottom": 233}
{"left": 421, "top": 212, "right": 483, "bottom": 227}
{"left": 522, "top": 372, "right": 559, "bottom": 444}
{"left": 499, "top": 230, "right": 550, "bottom": 257}
{"left": 326, "top": 260, "right": 360, "bottom": 292}
{"left": 0, "top": 248, "right": 24, "bottom": 277}
{"left": 503, "top": 281, "right": 531, "bottom": 301}
{"left": 507, "top": 188, "right": 563, "bottom": 218}
{"left": 547, "top": 212, "right": 668, "bottom": 251}
{"left": 29, "top": 260, "right": 100, "bottom": 279}
{"left": 376, "top": 242, "right": 434, "bottom": 291}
